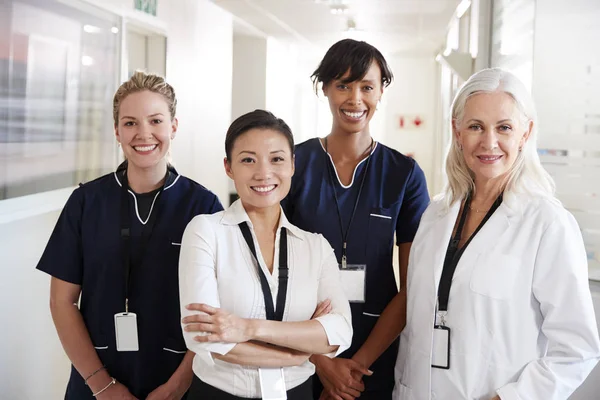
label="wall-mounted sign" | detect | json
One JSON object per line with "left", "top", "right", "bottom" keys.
{"left": 134, "top": 0, "right": 157, "bottom": 16}
{"left": 398, "top": 114, "right": 424, "bottom": 129}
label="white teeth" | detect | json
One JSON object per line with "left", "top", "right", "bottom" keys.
{"left": 480, "top": 155, "right": 501, "bottom": 160}
{"left": 252, "top": 185, "right": 276, "bottom": 193}
{"left": 134, "top": 145, "right": 157, "bottom": 152}
{"left": 342, "top": 110, "right": 365, "bottom": 119}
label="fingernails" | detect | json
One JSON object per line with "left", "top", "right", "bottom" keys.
{"left": 367, "top": 369, "right": 374, "bottom": 375}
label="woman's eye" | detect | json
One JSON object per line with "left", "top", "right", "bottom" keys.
{"left": 363, "top": 86, "right": 374, "bottom": 91}
{"left": 151, "top": 119, "right": 162, "bottom": 124}
{"left": 468, "top": 124, "right": 482, "bottom": 131}
{"left": 272, "top": 156, "right": 285, "bottom": 163}
{"left": 337, "top": 84, "right": 349, "bottom": 90}
{"left": 124, "top": 121, "right": 135, "bottom": 127}
{"left": 498, "top": 125, "right": 512, "bottom": 132}
{"left": 240, "top": 157, "right": 255, "bottom": 163}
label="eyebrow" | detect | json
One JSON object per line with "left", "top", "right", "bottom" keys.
{"left": 237, "top": 149, "right": 287, "bottom": 156}
{"left": 465, "top": 118, "right": 514, "bottom": 124}
{"left": 336, "top": 78, "right": 377, "bottom": 85}
{"left": 120, "top": 113, "right": 165, "bottom": 120}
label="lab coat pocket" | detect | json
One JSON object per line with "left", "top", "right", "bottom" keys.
{"left": 470, "top": 253, "right": 520, "bottom": 300}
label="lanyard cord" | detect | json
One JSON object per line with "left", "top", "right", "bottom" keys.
{"left": 324, "top": 137, "right": 374, "bottom": 268}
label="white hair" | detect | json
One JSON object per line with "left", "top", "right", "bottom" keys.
{"left": 440, "top": 68, "right": 556, "bottom": 211}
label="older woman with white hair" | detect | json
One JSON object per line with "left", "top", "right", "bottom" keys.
{"left": 393, "top": 68, "right": 600, "bottom": 400}
{"left": 350, "top": 68, "right": 600, "bottom": 400}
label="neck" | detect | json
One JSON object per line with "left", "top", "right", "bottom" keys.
{"left": 472, "top": 177, "right": 504, "bottom": 206}
{"left": 126, "top": 160, "right": 168, "bottom": 193}
{"left": 325, "top": 130, "right": 373, "bottom": 162}
{"left": 243, "top": 202, "right": 281, "bottom": 235}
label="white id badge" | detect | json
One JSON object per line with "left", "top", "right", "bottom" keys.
{"left": 114, "top": 312, "right": 139, "bottom": 352}
{"left": 258, "top": 368, "right": 287, "bottom": 400}
{"left": 339, "top": 264, "right": 366, "bottom": 303}
{"left": 431, "top": 325, "right": 450, "bottom": 369}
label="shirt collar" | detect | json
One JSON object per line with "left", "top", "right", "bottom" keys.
{"left": 221, "top": 199, "right": 304, "bottom": 240}
{"left": 114, "top": 161, "right": 181, "bottom": 191}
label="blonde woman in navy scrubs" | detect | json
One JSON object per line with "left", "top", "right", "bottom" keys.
{"left": 37, "top": 72, "right": 222, "bottom": 399}
{"left": 282, "top": 39, "right": 430, "bottom": 399}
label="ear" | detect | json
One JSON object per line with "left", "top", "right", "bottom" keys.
{"left": 520, "top": 120, "right": 533, "bottom": 147}
{"left": 170, "top": 118, "right": 179, "bottom": 140}
{"left": 114, "top": 125, "right": 120, "bottom": 143}
{"left": 291, "top": 154, "right": 296, "bottom": 176}
{"left": 322, "top": 82, "right": 330, "bottom": 98}
{"left": 224, "top": 157, "right": 234, "bottom": 180}
{"left": 452, "top": 119, "right": 462, "bottom": 145}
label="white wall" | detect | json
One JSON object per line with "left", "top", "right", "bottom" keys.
{"left": 232, "top": 34, "right": 267, "bottom": 120}
{"left": 529, "top": 0, "right": 600, "bottom": 397}
{"left": 382, "top": 55, "right": 438, "bottom": 196}
{"left": 163, "top": 0, "right": 233, "bottom": 204}
{"left": 0, "top": 210, "right": 71, "bottom": 399}
{"left": 0, "top": 0, "right": 233, "bottom": 398}
{"left": 265, "top": 38, "right": 326, "bottom": 145}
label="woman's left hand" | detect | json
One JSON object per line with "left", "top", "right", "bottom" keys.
{"left": 183, "top": 303, "right": 251, "bottom": 343}
{"left": 145, "top": 376, "right": 190, "bottom": 400}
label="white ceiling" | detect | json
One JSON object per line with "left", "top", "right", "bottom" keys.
{"left": 213, "top": 0, "right": 462, "bottom": 56}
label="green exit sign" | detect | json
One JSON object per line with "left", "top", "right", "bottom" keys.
{"left": 134, "top": 0, "right": 157, "bottom": 16}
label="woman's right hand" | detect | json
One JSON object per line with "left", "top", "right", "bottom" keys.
{"left": 95, "top": 381, "right": 138, "bottom": 400}
{"left": 312, "top": 299, "right": 332, "bottom": 319}
{"left": 313, "top": 355, "right": 372, "bottom": 400}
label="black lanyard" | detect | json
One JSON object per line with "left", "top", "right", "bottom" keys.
{"left": 239, "top": 222, "right": 288, "bottom": 321}
{"left": 119, "top": 169, "right": 165, "bottom": 313}
{"left": 324, "top": 137, "right": 374, "bottom": 269}
{"left": 437, "top": 193, "right": 503, "bottom": 313}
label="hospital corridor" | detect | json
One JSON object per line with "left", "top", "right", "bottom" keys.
{"left": 1, "top": 0, "right": 599, "bottom": 399}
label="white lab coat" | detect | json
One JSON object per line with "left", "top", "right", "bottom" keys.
{"left": 394, "top": 193, "right": 600, "bottom": 400}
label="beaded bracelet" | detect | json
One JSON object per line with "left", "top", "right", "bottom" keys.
{"left": 92, "top": 377, "right": 116, "bottom": 397}
{"left": 84, "top": 365, "right": 107, "bottom": 385}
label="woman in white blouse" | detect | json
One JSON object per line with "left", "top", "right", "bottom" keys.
{"left": 178, "top": 110, "right": 356, "bottom": 399}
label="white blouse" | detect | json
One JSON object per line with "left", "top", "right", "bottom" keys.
{"left": 179, "top": 199, "right": 353, "bottom": 397}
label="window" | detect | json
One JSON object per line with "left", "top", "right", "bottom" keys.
{"left": 0, "top": 0, "right": 120, "bottom": 200}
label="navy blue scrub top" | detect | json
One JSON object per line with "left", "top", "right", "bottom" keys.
{"left": 282, "top": 138, "right": 429, "bottom": 389}
{"left": 36, "top": 163, "right": 223, "bottom": 399}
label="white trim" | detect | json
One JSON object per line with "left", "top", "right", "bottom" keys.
{"left": 362, "top": 312, "right": 381, "bottom": 317}
{"left": 163, "top": 347, "right": 187, "bottom": 354}
{"left": 113, "top": 171, "right": 122, "bottom": 187}
{"left": 369, "top": 213, "right": 392, "bottom": 220}
{"left": 114, "top": 171, "right": 181, "bottom": 191}
{"left": 115, "top": 171, "right": 179, "bottom": 224}
{"left": 94, "top": 346, "right": 108, "bottom": 350}
{"left": 129, "top": 190, "right": 160, "bottom": 225}
{"left": 171, "top": 242, "right": 181, "bottom": 246}
{"left": 164, "top": 174, "right": 181, "bottom": 190}
{"left": 0, "top": 187, "right": 76, "bottom": 224}
{"left": 318, "top": 139, "right": 378, "bottom": 189}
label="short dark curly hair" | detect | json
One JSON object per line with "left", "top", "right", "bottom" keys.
{"left": 311, "top": 39, "right": 393, "bottom": 92}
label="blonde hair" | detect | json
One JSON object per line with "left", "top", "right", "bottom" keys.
{"left": 442, "top": 68, "right": 555, "bottom": 210}
{"left": 112, "top": 70, "right": 177, "bottom": 127}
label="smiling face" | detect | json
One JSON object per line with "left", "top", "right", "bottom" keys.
{"left": 455, "top": 91, "right": 532, "bottom": 187}
{"left": 115, "top": 90, "right": 177, "bottom": 171}
{"left": 224, "top": 128, "right": 294, "bottom": 211}
{"left": 323, "top": 61, "right": 383, "bottom": 135}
